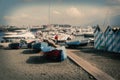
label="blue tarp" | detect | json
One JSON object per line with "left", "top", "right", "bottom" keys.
{"left": 66, "top": 40, "right": 80, "bottom": 45}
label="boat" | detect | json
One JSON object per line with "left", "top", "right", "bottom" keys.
{"left": 48, "top": 33, "right": 73, "bottom": 43}
{"left": 73, "top": 29, "right": 84, "bottom": 36}
{"left": 74, "top": 33, "right": 84, "bottom": 36}
{"left": 83, "top": 27, "right": 94, "bottom": 37}
{"left": 43, "top": 46, "right": 67, "bottom": 61}
{"left": 1, "top": 30, "right": 36, "bottom": 43}
{"left": 84, "top": 32, "right": 94, "bottom": 37}
{"left": 66, "top": 39, "right": 89, "bottom": 48}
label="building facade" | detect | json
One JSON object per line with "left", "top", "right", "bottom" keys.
{"left": 94, "top": 26, "right": 120, "bottom": 53}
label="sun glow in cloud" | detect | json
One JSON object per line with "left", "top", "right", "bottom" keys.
{"left": 66, "top": 7, "right": 83, "bottom": 17}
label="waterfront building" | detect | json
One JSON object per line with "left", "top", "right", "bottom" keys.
{"left": 94, "top": 25, "right": 120, "bottom": 53}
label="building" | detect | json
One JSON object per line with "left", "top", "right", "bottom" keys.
{"left": 94, "top": 25, "right": 120, "bottom": 53}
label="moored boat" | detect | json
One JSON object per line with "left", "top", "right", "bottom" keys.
{"left": 66, "top": 40, "right": 89, "bottom": 48}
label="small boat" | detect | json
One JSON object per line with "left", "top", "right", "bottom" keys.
{"left": 2, "top": 31, "right": 35, "bottom": 43}
{"left": 44, "top": 46, "right": 67, "bottom": 61}
{"left": 84, "top": 31, "right": 94, "bottom": 37}
{"left": 49, "top": 33, "right": 72, "bottom": 43}
{"left": 66, "top": 40, "right": 88, "bottom": 48}
{"left": 89, "top": 38, "right": 94, "bottom": 43}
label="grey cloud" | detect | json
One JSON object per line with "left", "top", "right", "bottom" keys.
{"left": 106, "top": 0, "right": 120, "bottom": 5}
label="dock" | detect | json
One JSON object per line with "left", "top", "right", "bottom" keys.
{"left": 67, "top": 49, "right": 115, "bottom": 80}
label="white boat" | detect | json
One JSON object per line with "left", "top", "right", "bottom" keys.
{"left": 4, "top": 32, "right": 17, "bottom": 35}
{"left": 73, "top": 32, "right": 84, "bottom": 36}
{"left": 84, "top": 32, "right": 94, "bottom": 37}
{"left": 48, "top": 33, "right": 73, "bottom": 42}
{"left": 66, "top": 39, "right": 89, "bottom": 48}
{"left": 1, "top": 30, "right": 36, "bottom": 43}
{"left": 82, "top": 26, "right": 94, "bottom": 37}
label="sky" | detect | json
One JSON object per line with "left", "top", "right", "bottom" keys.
{"left": 0, "top": 0, "right": 120, "bottom": 27}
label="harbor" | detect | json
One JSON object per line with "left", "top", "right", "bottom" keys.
{"left": 0, "top": 24, "right": 120, "bottom": 80}
{"left": 0, "top": 0, "right": 120, "bottom": 80}
{"left": 0, "top": 24, "right": 119, "bottom": 80}
{"left": 0, "top": 43, "right": 120, "bottom": 80}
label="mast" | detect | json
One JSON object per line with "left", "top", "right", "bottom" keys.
{"left": 103, "top": 10, "right": 110, "bottom": 27}
{"left": 48, "top": 1, "right": 51, "bottom": 26}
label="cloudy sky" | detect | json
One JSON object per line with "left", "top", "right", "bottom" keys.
{"left": 0, "top": 0, "right": 120, "bottom": 27}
